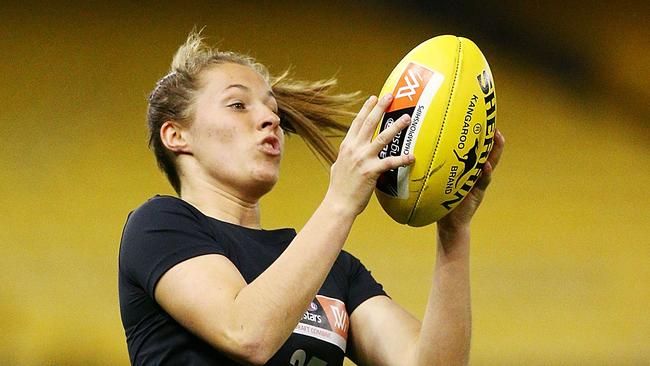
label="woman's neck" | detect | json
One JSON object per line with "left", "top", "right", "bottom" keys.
{"left": 180, "top": 180, "right": 262, "bottom": 229}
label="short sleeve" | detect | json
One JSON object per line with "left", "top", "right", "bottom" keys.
{"left": 119, "top": 196, "right": 227, "bottom": 298}
{"left": 343, "top": 251, "right": 388, "bottom": 315}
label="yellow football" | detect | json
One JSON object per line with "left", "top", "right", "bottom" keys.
{"left": 374, "top": 35, "right": 497, "bottom": 227}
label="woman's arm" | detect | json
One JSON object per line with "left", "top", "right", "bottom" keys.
{"left": 154, "top": 94, "right": 414, "bottom": 365}
{"left": 349, "top": 130, "right": 505, "bottom": 366}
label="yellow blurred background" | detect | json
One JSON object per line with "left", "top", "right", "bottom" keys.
{"left": 1, "top": 1, "right": 648, "bottom": 365}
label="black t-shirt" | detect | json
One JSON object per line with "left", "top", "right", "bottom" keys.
{"left": 118, "top": 195, "right": 387, "bottom": 365}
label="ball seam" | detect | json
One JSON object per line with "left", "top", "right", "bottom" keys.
{"left": 408, "top": 37, "right": 463, "bottom": 225}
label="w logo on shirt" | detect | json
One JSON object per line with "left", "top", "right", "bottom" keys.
{"left": 318, "top": 296, "right": 349, "bottom": 338}
{"left": 329, "top": 305, "right": 348, "bottom": 332}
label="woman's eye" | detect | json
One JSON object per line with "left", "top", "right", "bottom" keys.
{"left": 229, "top": 102, "right": 245, "bottom": 110}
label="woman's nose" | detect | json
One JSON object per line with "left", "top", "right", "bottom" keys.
{"left": 258, "top": 107, "right": 281, "bottom": 130}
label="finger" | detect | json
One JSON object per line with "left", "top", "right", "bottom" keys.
{"left": 358, "top": 93, "right": 394, "bottom": 140}
{"left": 347, "top": 95, "right": 377, "bottom": 138}
{"left": 371, "top": 114, "right": 411, "bottom": 155}
{"left": 375, "top": 152, "right": 415, "bottom": 173}
{"left": 474, "top": 130, "right": 504, "bottom": 192}
{"left": 487, "top": 129, "right": 505, "bottom": 170}
{"left": 474, "top": 160, "right": 493, "bottom": 191}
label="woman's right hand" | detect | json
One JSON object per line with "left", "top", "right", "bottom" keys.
{"left": 325, "top": 93, "right": 415, "bottom": 218}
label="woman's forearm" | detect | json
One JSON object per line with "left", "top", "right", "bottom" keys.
{"left": 414, "top": 225, "right": 472, "bottom": 366}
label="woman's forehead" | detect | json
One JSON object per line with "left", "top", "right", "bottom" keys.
{"left": 201, "top": 63, "right": 270, "bottom": 93}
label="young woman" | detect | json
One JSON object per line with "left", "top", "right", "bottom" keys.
{"left": 118, "top": 31, "right": 505, "bottom": 366}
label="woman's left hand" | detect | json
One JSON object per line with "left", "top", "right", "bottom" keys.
{"left": 437, "top": 129, "right": 505, "bottom": 231}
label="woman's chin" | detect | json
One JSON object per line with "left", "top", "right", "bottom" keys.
{"left": 249, "top": 170, "right": 280, "bottom": 195}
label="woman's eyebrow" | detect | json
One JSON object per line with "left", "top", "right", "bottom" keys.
{"left": 224, "top": 84, "right": 275, "bottom": 100}
{"left": 224, "top": 84, "right": 250, "bottom": 92}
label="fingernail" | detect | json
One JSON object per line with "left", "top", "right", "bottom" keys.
{"left": 383, "top": 93, "right": 393, "bottom": 101}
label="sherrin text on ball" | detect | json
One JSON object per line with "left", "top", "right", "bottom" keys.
{"left": 374, "top": 35, "right": 497, "bottom": 227}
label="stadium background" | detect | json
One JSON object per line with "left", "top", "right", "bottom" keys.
{"left": 1, "top": 1, "right": 648, "bottom": 364}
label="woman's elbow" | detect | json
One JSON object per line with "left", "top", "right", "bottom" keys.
{"left": 216, "top": 329, "right": 277, "bottom": 366}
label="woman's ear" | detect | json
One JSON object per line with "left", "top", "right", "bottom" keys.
{"left": 160, "top": 121, "right": 191, "bottom": 154}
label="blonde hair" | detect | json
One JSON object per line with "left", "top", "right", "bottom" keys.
{"left": 147, "top": 30, "right": 360, "bottom": 193}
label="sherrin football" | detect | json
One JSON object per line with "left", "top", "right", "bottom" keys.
{"left": 374, "top": 35, "right": 497, "bottom": 227}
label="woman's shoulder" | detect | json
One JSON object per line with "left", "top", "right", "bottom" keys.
{"left": 129, "top": 195, "right": 198, "bottom": 218}
{"left": 337, "top": 249, "right": 356, "bottom": 262}
{"left": 333, "top": 249, "right": 380, "bottom": 282}
{"left": 133, "top": 194, "right": 188, "bottom": 211}
{"left": 333, "top": 249, "right": 365, "bottom": 273}
{"left": 123, "top": 195, "right": 210, "bottom": 234}
{"left": 120, "top": 195, "right": 222, "bottom": 257}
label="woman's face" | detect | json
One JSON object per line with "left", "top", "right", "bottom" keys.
{"left": 183, "top": 62, "right": 283, "bottom": 200}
